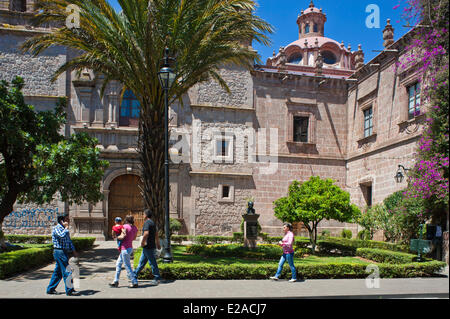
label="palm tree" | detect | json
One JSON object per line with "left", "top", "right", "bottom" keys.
{"left": 22, "top": 0, "right": 273, "bottom": 236}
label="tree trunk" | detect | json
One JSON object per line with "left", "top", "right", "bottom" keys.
{"left": 305, "top": 222, "right": 316, "bottom": 255}
{"left": 0, "top": 225, "right": 5, "bottom": 251}
{"left": 0, "top": 188, "right": 19, "bottom": 251}
{"left": 138, "top": 101, "right": 166, "bottom": 238}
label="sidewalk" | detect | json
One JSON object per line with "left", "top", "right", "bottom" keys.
{"left": 0, "top": 241, "right": 448, "bottom": 299}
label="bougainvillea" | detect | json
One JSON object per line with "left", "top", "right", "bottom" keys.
{"left": 394, "top": 0, "right": 449, "bottom": 215}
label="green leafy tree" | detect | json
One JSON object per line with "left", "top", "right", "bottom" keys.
{"left": 357, "top": 205, "right": 380, "bottom": 240}
{"left": 0, "top": 77, "right": 109, "bottom": 250}
{"left": 22, "top": 0, "right": 273, "bottom": 236}
{"left": 274, "top": 177, "right": 361, "bottom": 254}
{"left": 383, "top": 190, "right": 427, "bottom": 244}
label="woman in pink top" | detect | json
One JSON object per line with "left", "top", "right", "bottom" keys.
{"left": 270, "top": 223, "right": 297, "bottom": 282}
{"left": 110, "top": 215, "right": 138, "bottom": 288}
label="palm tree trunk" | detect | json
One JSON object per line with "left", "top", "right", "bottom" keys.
{"left": 138, "top": 102, "right": 166, "bottom": 238}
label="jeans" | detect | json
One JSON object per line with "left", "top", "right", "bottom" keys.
{"left": 134, "top": 247, "right": 161, "bottom": 281}
{"left": 47, "top": 249, "right": 74, "bottom": 295}
{"left": 114, "top": 248, "right": 138, "bottom": 284}
{"left": 275, "top": 252, "right": 297, "bottom": 280}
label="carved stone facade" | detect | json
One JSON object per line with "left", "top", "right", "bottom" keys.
{"left": 2, "top": 1, "right": 446, "bottom": 257}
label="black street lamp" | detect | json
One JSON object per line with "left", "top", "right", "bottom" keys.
{"left": 394, "top": 165, "right": 410, "bottom": 184}
{"left": 158, "top": 47, "right": 176, "bottom": 263}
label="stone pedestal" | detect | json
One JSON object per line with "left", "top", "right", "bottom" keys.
{"left": 242, "top": 213, "right": 260, "bottom": 249}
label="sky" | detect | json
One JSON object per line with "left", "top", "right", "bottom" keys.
{"left": 108, "top": 0, "right": 410, "bottom": 64}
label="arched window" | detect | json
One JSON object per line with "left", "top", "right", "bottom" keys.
{"left": 322, "top": 51, "right": 337, "bottom": 65}
{"left": 119, "top": 89, "right": 140, "bottom": 126}
{"left": 313, "top": 24, "right": 318, "bottom": 33}
{"left": 288, "top": 53, "right": 303, "bottom": 64}
{"left": 305, "top": 24, "right": 310, "bottom": 34}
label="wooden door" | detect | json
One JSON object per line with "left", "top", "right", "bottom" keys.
{"left": 108, "top": 174, "right": 145, "bottom": 238}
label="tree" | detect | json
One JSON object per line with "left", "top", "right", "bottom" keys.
{"left": 22, "top": 0, "right": 273, "bottom": 236}
{"left": 0, "top": 77, "right": 109, "bottom": 250}
{"left": 383, "top": 190, "right": 428, "bottom": 244}
{"left": 395, "top": 0, "right": 449, "bottom": 231}
{"left": 274, "top": 177, "right": 361, "bottom": 254}
{"left": 357, "top": 205, "right": 380, "bottom": 240}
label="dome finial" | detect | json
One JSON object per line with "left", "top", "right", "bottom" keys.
{"left": 309, "top": 0, "right": 315, "bottom": 8}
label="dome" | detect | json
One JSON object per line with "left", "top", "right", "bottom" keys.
{"left": 286, "top": 37, "right": 350, "bottom": 53}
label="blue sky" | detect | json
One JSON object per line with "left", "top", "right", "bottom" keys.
{"left": 108, "top": 0, "right": 409, "bottom": 63}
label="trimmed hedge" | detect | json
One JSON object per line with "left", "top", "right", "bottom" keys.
{"left": 186, "top": 244, "right": 307, "bottom": 260}
{"left": 137, "top": 260, "right": 446, "bottom": 280}
{"left": 0, "top": 235, "right": 96, "bottom": 279}
{"left": 5, "top": 235, "right": 50, "bottom": 244}
{"left": 0, "top": 246, "right": 53, "bottom": 279}
{"left": 5, "top": 235, "right": 96, "bottom": 252}
{"left": 356, "top": 248, "right": 422, "bottom": 264}
{"left": 317, "top": 237, "right": 409, "bottom": 256}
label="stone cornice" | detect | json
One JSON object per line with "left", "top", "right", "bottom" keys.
{"left": 190, "top": 104, "right": 255, "bottom": 112}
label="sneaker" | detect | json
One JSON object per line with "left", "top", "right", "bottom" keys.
{"left": 46, "top": 290, "right": 57, "bottom": 295}
{"left": 150, "top": 279, "right": 160, "bottom": 286}
{"left": 269, "top": 276, "right": 279, "bottom": 281}
{"left": 289, "top": 279, "right": 297, "bottom": 283}
{"left": 109, "top": 281, "right": 119, "bottom": 288}
{"left": 129, "top": 283, "right": 138, "bottom": 288}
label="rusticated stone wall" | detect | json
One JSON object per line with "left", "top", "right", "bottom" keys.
{"left": 0, "top": 31, "right": 67, "bottom": 97}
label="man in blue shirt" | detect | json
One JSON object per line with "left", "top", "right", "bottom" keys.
{"left": 46, "top": 214, "right": 79, "bottom": 296}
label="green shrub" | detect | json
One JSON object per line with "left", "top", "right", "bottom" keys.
{"left": 5, "top": 235, "right": 51, "bottom": 244}
{"left": 170, "top": 218, "right": 182, "bottom": 234}
{"left": 317, "top": 237, "right": 409, "bottom": 256}
{"left": 357, "top": 230, "right": 371, "bottom": 241}
{"left": 171, "top": 235, "right": 192, "bottom": 244}
{"left": 186, "top": 243, "right": 307, "bottom": 260}
{"left": 5, "top": 235, "right": 95, "bottom": 252}
{"left": 0, "top": 246, "right": 53, "bottom": 279}
{"left": 320, "top": 230, "right": 331, "bottom": 238}
{"left": 294, "top": 238, "right": 311, "bottom": 249}
{"left": 259, "top": 232, "right": 270, "bottom": 242}
{"left": 356, "top": 248, "right": 419, "bottom": 264}
{"left": 340, "top": 229, "right": 353, "bottom": 239}
{"left": 192, "top": 235, "right": 233, "bottom": 245}
{"left": 136, "top": 260, "right": 446, "bottom": 280}
{"left": 232, "top": 232, "right": 244, "bottom": 243}
{"left": 72, "top": 237, "right": 96, "bottom": 251}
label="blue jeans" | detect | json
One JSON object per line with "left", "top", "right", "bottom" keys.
{"left": 134, "top": 247, "right": 161, "bottom": 280}
{"left": 114, "top": 248, "right": 138, "bottom": 284}
{"left": 47, "top": 249, "right": 74, "bottom": 295}
{"left": 275, "top": 253, "right": 297, "bottom": 280}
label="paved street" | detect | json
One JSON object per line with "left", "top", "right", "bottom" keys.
{"left": 0, "top": 241, "right": 448, "bottom": 299}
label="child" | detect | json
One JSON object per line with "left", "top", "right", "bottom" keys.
{"left": 112, "top": 217, "right": 124, "bottom": 251}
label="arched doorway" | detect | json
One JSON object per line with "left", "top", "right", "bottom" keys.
{"left": 108, "top": 174, "right": 145, "bottom": 238}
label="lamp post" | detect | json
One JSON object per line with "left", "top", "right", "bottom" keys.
{"left": 394, "top": 165, "right": 410, "bottom": 184}
{"left": 158, "top": 47, "right": 176, "bottom": 263}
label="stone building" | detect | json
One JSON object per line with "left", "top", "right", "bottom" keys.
{"left": 1, "top": 0, "right": 444, "bottom": 254}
